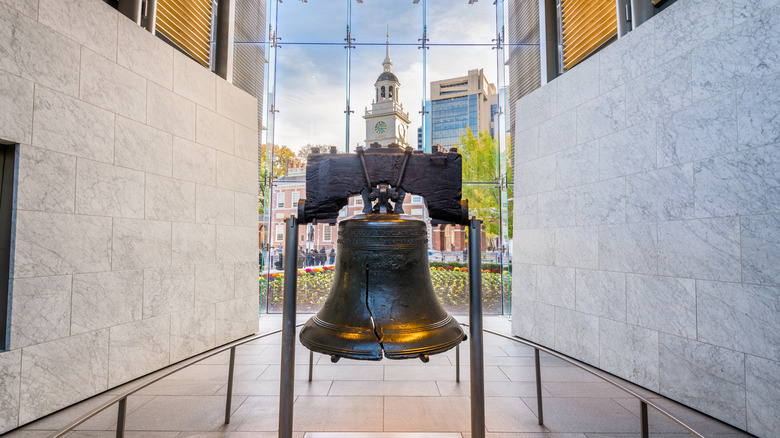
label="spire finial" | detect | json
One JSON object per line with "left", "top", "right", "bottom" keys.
{"left": 383, "top": 24, "right": 392, "bottom": 72}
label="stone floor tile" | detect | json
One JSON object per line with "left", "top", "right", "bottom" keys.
{"left": 259, "top": 364, "right": 384, "bottom": 381}
{"left": 123, "top": 395, "right": 246, "bottom": 431}
{"left": 214, "top": 379, "right": 333, "bottom": 396}
{"left": 384, "top": 365, "right": 510, "bottom": 382}
{"left": 500, "top": 366, "right": 602, "bottom": 383}
{"left": 383, "top": 396, "right": 471, "bottom": 432}
{"left": 519, "top": 397, "right": 642, "bottom": 433}
{"left": 291, "top": 396, "right": 384, "bottom": 432}
{"left": 542, "top": 382, "right": 631, "bottom": 398}
{"left": 135, "top": 380, "right": 225, "bottom": 396}
{"left": 164, "top": 364, "right": 266, "bottom": 381}
{"left": 328, "top": 380, "right": 440, "bottom": 396}
{"left": 436, "top": 381, "right": 551, "bottom": 398}
{"left": 611, "top": 397, "right": 747, "bottom": 435}
{"left": 305, "top": 434, "right": 462, "bottom": 437}
{"left": 484, "top": 396, "right": 547, "bottom": 433}
{"left": 222, "top": 395, "right": 280, "bottom": 432}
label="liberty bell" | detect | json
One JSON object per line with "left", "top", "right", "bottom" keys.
{"left": 298, "top": 145, "right": 468, "bottom": 361}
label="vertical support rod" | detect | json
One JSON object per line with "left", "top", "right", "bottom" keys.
{"left": 308, "top": 350, "right": 314, "bottom": 382}
{"left": 455, "top": 344, "right": 460, "bottom": 383}
{"left": 468, "top": 217, "right": 485, "bottom": 438}
{"left": 214, "top": 0, "right": 235, "bottom": 81}
{"left": 224, "top": 346, "right": 236, "bottom": 424}
{"left": 278, "top": 216, "right": 299, "bottom": 438}
{"left": 640, "top": 400, "right": 649, "bottom": 438}
{"left": 115, "top": 397, "right": 127, "bottom": 438}
{"left": 534, "top": 348, "right": 544, "bottom": 425}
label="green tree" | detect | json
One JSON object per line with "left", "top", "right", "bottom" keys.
{"left": 259, "top": 144, "right": 297, "bottom": 209}
{"left": 296, "top": 143, "right": 338, "bottom": 164}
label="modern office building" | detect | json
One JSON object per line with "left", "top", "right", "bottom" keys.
{"left": 430, "top": 69, "right": 497, "bottom": 149}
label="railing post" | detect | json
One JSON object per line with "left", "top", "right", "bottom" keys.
{"left": 455, "top": 344, "right": 460, "bottom": 383}
{"left": 468, "top": 217, "right": 485, "bottom": 438}
{"left": 278, "top": 216, "right": 299, "bottom": 438}
{"left": 115, "top": 397, "right": 126, "bottom": 438}
{"left": 534, "top": 348, "right": 544, "bottom": 425}
{"left": 224, "top": 346, "right": 236, "bottom": 424}
{"left": 308, "top": 350, "right": 314, "bottom": 382}
{"left": 641, "top": 400, "right": 649, "bottom": 438}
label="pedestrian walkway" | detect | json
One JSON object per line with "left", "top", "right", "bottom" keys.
{"left": 3, "top": 315, "right": 749, "bottom": 437}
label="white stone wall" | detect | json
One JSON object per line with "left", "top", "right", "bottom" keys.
{"left": 0, "top": 0, "right": 259, "bottom": 432}
{"left": 511, "top": 0, "right": 779, "bottom": 435}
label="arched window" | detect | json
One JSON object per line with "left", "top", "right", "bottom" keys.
{"left": 380, "top": 86, "right": 385, "bottom": 99}
{"left": 389, "top": 86, "right": 394, "bottom": 100}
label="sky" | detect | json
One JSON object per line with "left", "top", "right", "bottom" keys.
{"left": 263, "top": 0, "right": 504, "bottom": 154}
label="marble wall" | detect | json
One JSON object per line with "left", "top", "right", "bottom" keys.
{"left": 511, "top": 0, "right": 780, "bottom": 435}
{"left": 0, "top": 0, "right": 259, "bottom": 432}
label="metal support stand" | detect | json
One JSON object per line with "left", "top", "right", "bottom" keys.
{"left": 455, "top": 344, "right": 460, "bottom": 383}
{"left": 534, "top": 348, "right": 544, "bottom": 425}
{"left": 278, "top": 216, "right": 299, "bottom": 438}
{"left": 115, "top": 397, "right": 126, "bottom": 438}
{"left": 640, "top": 400, "right": 649, "bottom": 438}
{"left": 224, "top": 346, "right": 236, "bottom": 424}
{"left": 308, "top": 350, "right": 314, "bottom": 382}
{"left": 468, "top": 217, "right": 485, "bottom": 438}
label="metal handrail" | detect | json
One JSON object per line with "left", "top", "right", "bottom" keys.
{"left": 50, "top": 324, "right": 303, "bottom": 438}
{"left": 475, "top": 326, "right": 705, "bottom": 438}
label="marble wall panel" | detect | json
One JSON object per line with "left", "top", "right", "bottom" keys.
{"left": 538, "top": 109, "right": 577, "bottom": 156}
{"left": 32, "top": 86, "right": 114, "bottom": 163}
{"left": 195, "top": 263, "right": 235, "bottom": 305}
{"left": 79, "top": 48, "right": 146, "bottom": 122}
{"left": 9, "top": 276, "right": 71, "bottom": 349}
{"left": 626, "top": 164, "right": 694, "bottom": 222}
{"left": 515, "top": 154, "right": 555, "bottom": 196}
{"left": 513, "top": 228, "right": 554, "bottom": 265}
{"left": 112, "top": 218, "right": 171, "bottom": 270}
{"left": 513, "top": 194, "right": 537, "bottom": 230}
{"left": 575, "top": 85, "right": 625, "bottom": 143}
{"left": 1, "top": 0, "right": 38, "bottom": 18}
{"left": 599, "top": 223, "right": 657, "bottom": 275}
{"left": 0, "top": 350, "right": 21, "bottom": 433}
{"left": 196, "top": 107, "right": 234, "bottom": 154}
{"left": 575, "top": 270, "right": 625, "bottom": 321}
{"left": 17, "top": 146, "right": 76, "bottom": 214}
{"left": 691, "top": 8, "right": 780, "bottom": 102}
{"left": 145, "top": 174, "right": 196, "bottom": 222}
{"left": 515, "top": 80, "right": 557, "bottom": 131}
{"left": 147, "top": 82, "right": 196, "bottom": 141}
{"left": 215, "top": 295, "right": 258, "bottom": 345}
{"left": 172, "top": 136, "right": 217, "bottom": 186}
{"left": 71, "top": 270, "right": 143, "bottom": 335}
{"left": 234, "top": 192, "right": 258, "bottom": 228}
{"left": 117, "top": 16, "right": 174, "bottom": 89}
{"left": 234, "top": 123, "right": 258, "bottom": 162}
{"left": 513, "top": 125, "right": 539, "bottom": 164}
{"left": 599, "top": 319, "right": 659, "bottom": 391}
{"left": 172, "top": 222, "right": 216, "bottom": 266}
{"left": 216, "top": 152, "right": 256, "bottom": 194}
{"left": 170, "top": 305, "right": 216, "bottom": 363}
{"left": 75, "top": 159, "right": 145, "bottom": 218}
{"left": 143, "top": 266, "right": 195, "bottom": 318}
{"left": 659, "top": 334, "right": 746, "bottom": 430}
{"left": 745, "top": 355, "right": 780, "bottom": 436}
{"left": 554, "top": 307, "right": 599, "bottom": 365}
{"left": 658, "top": 217, "right": 741, "bottom": 282}
{"left": 599, "top": 19, "right": 656, "bottom": 93}
{"left": 737, "top": 72, "right": 780, "bottom": 149}
{"left": 14, "top": 211, "right": 112, "bottom": 277}
{"left": 657, "top": 92, "right": 737, "bottom": 167}
{"left": 38, "top": 0, "right": 116, "bottom": 60}
{"left": 626, "top": 54, "right": 692, "bottom": 128}
{"left": 173, "top": 51, "right": 216, "bottom": 111}
{"left": 196, "top": 184, "right": 235, "bottom": 225}
{"left": 0, "top": 69, "right": 34, "bottom": 144}
{"left": 19, "top": 330, "right": 109, "bottom": 424}
{"left": 733, "top": 0, "right": 780, "bottom": 24}
{"left": 741, "top": 214, "right": 780, "bottom": 286}
{"left": 694, "top": 146, "right": 780, "bottom": 218}
{"left": 512, "top": 300, "right": 556, "bottom": 347}
{"left": 536, "top": 265, "right": 575, "bottom": 309}
{"left": 598, "top": 120, "right": 656, "bottom": 180}
{"left": 556, "top": 60, "right": 600, "bottom": 114}
{"left": 0, "top": 6, "right": 80, "bottom": 96}
{"left": 652, "top": 0, "right": 733, "bottom": 65}
{"left": 536, "top": 190, "right": 575, "bottom": 228}
{"left": 108, "top": 316, "right": 170, "bottom": 387}
{"left": 626, "top": 274, "right": 696, "bottom": 339}
{"left": 555, "top": 141, "right": 598, "bottom": 189}
{"left": 697, "top": 281, "right": 780, "bottom": 362}
{"left": 216, "top": 225, "right": 257, "bottom": 263}
{"left": 115, "top": 116, "right": 173, "bottom": 176}
{"left": 553, "top": 226, "right": 598, "bottom": 270}
{"left": 511, "top": 264, "right": 536, "bottom": 302}
{"left": 216, "top": 78, "right": 258, "bottom": 129}
{"left": 575, "top": 179, "right": 625, "bottom": 226}
{"left": 235, "top": 261, "right": 258, "bottom": 298}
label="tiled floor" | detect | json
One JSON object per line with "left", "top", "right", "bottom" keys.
{"left": 4, "top": 314, "right": 750, "bottom": 437}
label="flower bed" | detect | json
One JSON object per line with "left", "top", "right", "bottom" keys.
{"left": 261, "top": 265, "right": 507, "bottom": 314}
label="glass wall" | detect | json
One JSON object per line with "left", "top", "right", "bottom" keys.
{"left": 260, "top": 0, "right": 513, "bottom": 316}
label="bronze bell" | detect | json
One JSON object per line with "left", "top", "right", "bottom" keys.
{"left": 299, "top": 213, "right": 466, "bottom": 361}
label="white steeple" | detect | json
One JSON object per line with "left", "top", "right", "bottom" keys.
{"left": 382, "top": 25, "right": 392, "bottom": 72}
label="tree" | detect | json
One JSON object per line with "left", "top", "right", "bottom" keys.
{"left": 296, "top": 143, "right": 339, "bottom": 165}
{"left": 457, "top": 128, "right": 512, "bottom": 242}
{"left": 258, "top": 144, "right": 297, "bottom": 208}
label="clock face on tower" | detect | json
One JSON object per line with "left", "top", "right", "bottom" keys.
{"left": 374, "top": 121, "right": 387, "bottom": 134}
